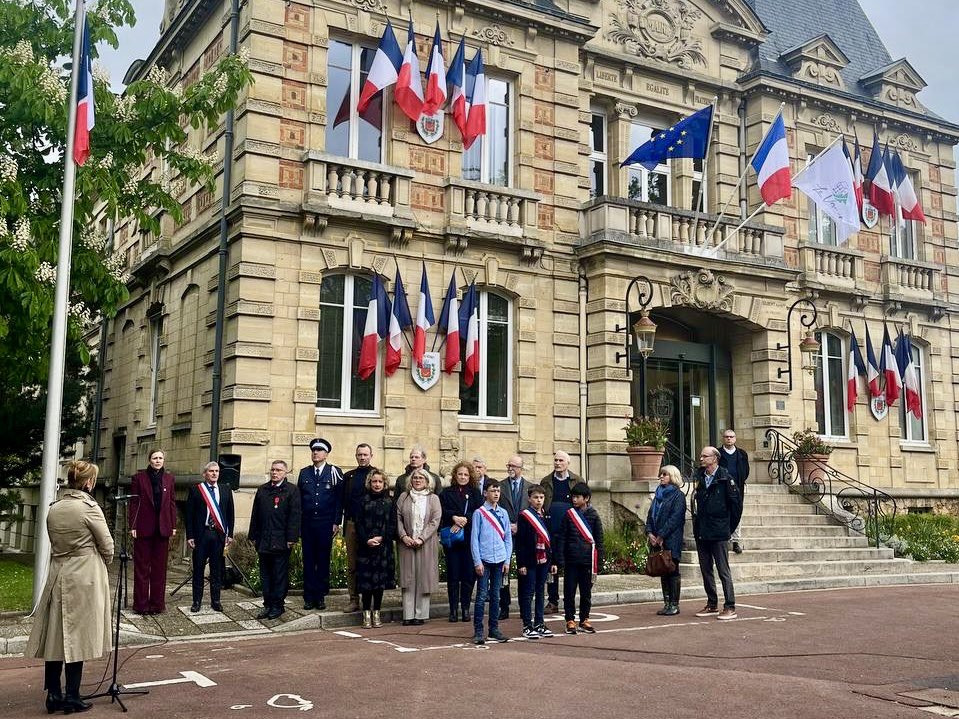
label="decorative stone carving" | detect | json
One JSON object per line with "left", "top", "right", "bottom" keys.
{"left": 810, "top": 112, "right": 842, "bottom": 133}
{"left": 347, "top": 0, "right": 388, "bottom": 11}
{"left": 669, "top": 269, "right": 734, "bottom": 312}
{"left": 473, "top": 25, "right": 514, "bottom": 47}
{"left": 890, "top": 132, "right": 919, "bottom": 151}
{"left": 606, "top": 0, "right": 707, "bottom": 69}
{"left": 615, "top": 101, "right": 638, "bottom": 119}
{"left": 780, "top": 35, "right": 848, "bottom": 90}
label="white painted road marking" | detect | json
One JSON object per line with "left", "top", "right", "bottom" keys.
{"left": 124, "top": 671, "right": 217, "bottom": 690}
{"left": 268, "top": 694, "right": 313, "bottom": 711}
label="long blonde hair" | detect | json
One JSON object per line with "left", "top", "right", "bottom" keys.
{"left": 67, "top": 460, "right": 99, "bottom": 490}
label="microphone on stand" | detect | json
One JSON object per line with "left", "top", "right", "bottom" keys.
{"left": 110, "top": 494, "right": 139, "bottom": 502}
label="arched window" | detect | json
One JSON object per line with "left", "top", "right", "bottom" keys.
{"left": 316, "top": 274, "right": 378, "bottom": 414}
{"left": 899, "top": 342, "right": 927, "bottom": 443}
{"left": 814, "top": 331, "right": 847, "bottom": 438}
{"left": 459, "top": 290, "right": 512, "bottom": 420}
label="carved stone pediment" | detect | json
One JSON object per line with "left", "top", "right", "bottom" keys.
{"left": 606, "top": 0, "right": 707, "bottom": 69}
{"left": 670, "top": 269, "right": 734, "bottom": 312}
{"left": 780, "top": 34, "right": 849, "bottom": 89}
{"left": 860, "top": 59, "right": 927, "bottom": 112}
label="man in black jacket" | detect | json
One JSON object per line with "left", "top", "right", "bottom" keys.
{"left": 186, "top": 462, "right": 235, "bottom": 613}
{"left": 718, "top": 429, "right": 750, "bottom": 553}
{"left": 341, "top": 443, "right": 374, "bottom": 613}
{"left": 249, "top": 460, "right": 301, "bottom": 620}
{"left": 691, "top": 446, "right": 743, "bottom": 621}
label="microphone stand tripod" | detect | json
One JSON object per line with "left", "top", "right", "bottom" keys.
{"left": 83, "top": 496, "right": 148, "bottom": 712}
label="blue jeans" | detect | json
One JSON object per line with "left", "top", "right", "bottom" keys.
{"left": 518, "top": 563, "right": 550, "bottom": 628}
{"left": 473, "top": 561, "right": 504, "bottom": 637}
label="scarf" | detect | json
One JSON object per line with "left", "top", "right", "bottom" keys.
{"left": 651, "top": 483, "right": 679, "bottom": 523}
{"left": 409, "top": 487, "right": 430, "bottom": 537}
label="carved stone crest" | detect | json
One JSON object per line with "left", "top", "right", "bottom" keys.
{"left": 810, "top": 113, "right": 842, "bottom": 133}
{"left": 606, "top": 0, "right": 706, "bottom": 69}
{"left": 473, "top": 25, "right": 514, "bottom": 47}
{"left": 670, "top": 269, "right": 734, "bottom": 312}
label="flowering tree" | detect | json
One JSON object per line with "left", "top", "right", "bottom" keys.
{"left": 0, "top": 0, "right": 252, "bottom": 518}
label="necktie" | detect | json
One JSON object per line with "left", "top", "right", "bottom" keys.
{"left": 315, "top": 467, "right": 320, "bottom": 480}
{"left": 513, "top": 480, "right": 520, "bottom": 509}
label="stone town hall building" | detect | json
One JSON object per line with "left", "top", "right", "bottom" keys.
{"left": 91, "top": 0, "right": 959, "bottom": 527}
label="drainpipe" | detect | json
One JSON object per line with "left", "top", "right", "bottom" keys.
{"left": 738, "top": 95, "right": 748, "bottom": 221}
{"left": 90, "top": 218, "right": 114, "bottom": 468}
{"left": 578, "top": 266, "right": 588, "bottom": 482}
{"left": 210, "top": 0, "right": 240, "bottom": 461}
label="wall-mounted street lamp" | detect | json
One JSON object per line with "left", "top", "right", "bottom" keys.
{"left": 776, "top": 297, "right": 820, "bottom": 391}
{"left": 615, "top": 276, "right": 657, "bottom": 415}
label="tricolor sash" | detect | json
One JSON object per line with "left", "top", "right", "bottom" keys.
{"left": 566, "top": 507, "right": 597, "bottom": 574}
{"left": 200, "top": 483, "right": 228, "bottom": 535}
{"left": 477, "top": 506, "right": 506, "bottom": 541}
{"left": 520, "top": 508, "right": 550, "bottom": 547}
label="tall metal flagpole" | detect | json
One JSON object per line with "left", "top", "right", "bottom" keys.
{"left": 689, "top": 97, "right": 718, "bottom": 245}
{"left": 33, "top": 0, "right": 86, "bottom": 606}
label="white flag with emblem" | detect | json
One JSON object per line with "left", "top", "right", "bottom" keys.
{"left": 792, "top": 138, "right": 861, "bottom": 244}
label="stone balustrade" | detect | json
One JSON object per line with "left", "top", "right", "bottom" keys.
{"left": 445, "top": 178, "right": 540, "bottom": 239}
{"left": 798, "top": 242, "right": 862, "bottom": 289}
{"left": 303, "top": 151, "right": 414, "bottom": 221}
{"left": 881, "top": 256, "right": 939, "bottom": 294}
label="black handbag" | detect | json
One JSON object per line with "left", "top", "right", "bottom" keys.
{"left": 645, "top": 546, "right": 676, "bottom": 577}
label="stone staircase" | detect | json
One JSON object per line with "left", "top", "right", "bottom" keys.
{"left": 679, "top": 482, "right": 959, "bottom": 592}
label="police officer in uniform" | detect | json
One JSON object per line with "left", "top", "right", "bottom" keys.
{"left": 297, "top": 438, "right": 343, "bottom": 610}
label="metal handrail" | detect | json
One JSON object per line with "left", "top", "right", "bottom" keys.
{"left": 664, "top": 438, "right": 697, "bottom": 489}
{"left": 764, "top": 429, "right": 897, "bottom": 548}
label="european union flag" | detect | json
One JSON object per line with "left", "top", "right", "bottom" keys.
{"left": 621, "top": 104, "right": 714, "bottom": 171}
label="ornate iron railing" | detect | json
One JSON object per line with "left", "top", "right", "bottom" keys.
{"left": 765, "top": 429, "right": 897, "bottom": 548}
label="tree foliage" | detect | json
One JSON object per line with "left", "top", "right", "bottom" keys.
{"left": 0, "top": 0, "right": 252, "bottom": 511}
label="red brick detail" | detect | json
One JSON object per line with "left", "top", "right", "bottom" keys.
{"left": 929, "top": 165, "right": 940, "bottom": 184}
{"left": 282, "top": 80, "right": 307, "bottom": 110}
{"left": 934, "top": 249, "right": 946, "bottom": 265}
{"left": 409, "top": 147, "right": 446, "bottom": 175}
{"left": 534, "top": 103, "right": 554, "bottom": 127}
{"left": 196, "top": 187, "right": 212, "bottom": 213}
{"left": 858, "top": 232, "right": 879, "bottom": 254}
{"left": 537, "top": 204, "right": 554, "bottom": 230}
{"left": 864, "top": 261, "right": 881, "bottom": 282}
{"left": 183, "top": 61, "right": 200, "bottom": 89}
{"left": 784, "top": 247, "right": 799, "bottom": 268}
{"left": 931, "top": 193, "right": 942, "bottom": 210}
{"left": 535, "top": 65, "right": 554, "bottom": 91}
{"left": 285, "top": 3, "right": 310, "bottom": 30}
{"left": 203, "top": 34, "right": 223, "bottom": 70}
{"left": 283, "top": 42, "right": 308, "bottom": 73}
{"left": 411, "top": 183, "right": 444, "bottom": 211}
{"left": 534, "top": 135, "right": 554, "bottom": 160}
{"left": 279, "top": 160, "right": 304, "bottom": 189}
{"left": 534, "top": 170, "right": 554, "bottom": 194}
{"left": 931, "top": 219, "right": 944, "bottom": 238}
{"left": 280, "top": 119, "right": 306, "bottom": 148}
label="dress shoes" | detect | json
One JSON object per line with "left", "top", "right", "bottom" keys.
{"left": 190, "top": 603, "right": 201, "bottom": 613}
{"left": 256, "top": 607, "right": 272, "bottom": 620}
{"left": 303, "top": 601, "right": 316, "bottom": 610}
{"left": 211, "top": 601, "right": 224, "bottom": 612}
{"left": 267, "top": 607, "right": 284, "bottom": 620}
{"left": 45, "top": 691, "right": 63, "bottom": 714}
{"left": 401, "top": 619, "right": 413, "bottom": 626}
{"left": 411, "top": 618, "right": 425, "bottom": 626}
{"left": 498, "top": 608, "right": 510, "bottom": 621}
{"left": 61, "top": 696, "right": 92, "bottom": 714}
{"left": 315, "top": 600, "right": 326, "bottom": 610}
{"left": 460, "top": 608, "right": 471, "bottom": 622}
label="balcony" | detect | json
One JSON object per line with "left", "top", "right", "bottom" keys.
{"left": 580, "top": 196, "right": 785, "bottom": 264}
{"left": 444, "top": 178, "right": 542, "bottom": 261}
{"left": 301, "top": 152, "right": 416, "bottom": 238}
{"left": 797, "top": 242, "right": 863, "bottom": 293}
{"left": 881, "top": 256, "right": 943, "bottom": 316}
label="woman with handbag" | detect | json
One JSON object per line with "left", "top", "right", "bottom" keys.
{"left": 354, "top": 468, "right": 396, "bottom": 629}
{"left": 396, "top": 469, "right": 442, "bottom": 625}
{"left": 439, "top": 461, "right": 482, "bottom": 622}
{"left": 646, "top": 464, "right": 686, "bottom": 616}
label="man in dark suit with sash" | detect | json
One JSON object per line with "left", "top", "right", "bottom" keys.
{"left": 297, "top": 438, "right": 343, "bottom": 610}
{"left": 186, "top": 461, "right": 235, "bottom": 613}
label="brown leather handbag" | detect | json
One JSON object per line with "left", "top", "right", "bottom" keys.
{"left": 645, "top": 546, "right": 676, "bottom": 577}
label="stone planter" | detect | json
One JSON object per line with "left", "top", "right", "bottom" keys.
{"left": 795, "top": 453, "right": 830, "bottom": 485}
{"left": 626, "top": 446, "right": 665, "bottom": 482}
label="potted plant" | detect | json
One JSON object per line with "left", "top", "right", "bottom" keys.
{"left": 623, "top": 416, "right": 668, "bottom": 482}
{"left": 792, "top": 428, "right": 833, "bottom": 485}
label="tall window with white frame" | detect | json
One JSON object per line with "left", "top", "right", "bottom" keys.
{"left": 316, "top": 274, "right": 377, "bottom": 414}
{"left": 589, "top": 110, "right": 607, "bottom": 197}
{"left": 889, "top": 215, "right": 917, "bottom": 260}
{"left": 626, "top": 122, "right": 670, "bottom": 205}
{"left": 462, "top": 78, "right": 511, "bottom": 186}
{"left": 805, "top": 153, "right": 838, "bottom": 245}
{"left": 691, "top": 156, "right": 707, "bottom": 212}
{"left": 325, "top": 39, "right": 383, "bottom": 163}
{"left": 813, "top": 331, "right": 847, "bottom": 438}
{"left": 459, "top": 291, "right": 512, "bottom": 420}
{"left": 148, "top": 315, "right": 163, "bottom": 427}
{"left": 899, "top": 342, "right": 926, "bottom": 442}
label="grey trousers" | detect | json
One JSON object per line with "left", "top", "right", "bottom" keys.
{"left": 696, "top": 539, "right": 736, "bottom": 609}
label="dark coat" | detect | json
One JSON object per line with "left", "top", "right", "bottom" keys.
{"left": 129, "top": 469, "right": 176, "bottom": 538}
{"left": 248, "top": 479, "right": 301, "bottom": 554}
{"left": 354, "top": 489, "right": 396, "bottom": 592}
{"left": 718, "top": 446, "right": 750, "bottom": 490}
{"left": 691, "top": 466, "right": 743, "bottom": 542}
{"left": 186, "top": 481, "right": 235, "bottom": 541}
{"left": 394, "top": 464, "right": 443, "bottom": 496}
{"left": 539, "top": 471, "right": 586, "bottom": 512}
{"left": 498, "top": 476, "right": 533, "bottom": 522}
{"left": 439, "top": 485, "right": 483, "bottom": 541}
{"left": 553, "top": 505, "right": 604, "bottom": 570}
{"left": 645, "top": 484, "right": 686, "bottom": 561}
{"left": 515, "top": 509, "right": 554, "bottom": 571}
{"left": 341, "top": 466, "right": 373, "bottom": 523}
{"left": 297, "top": 463, "right": 343, "bottom": 524}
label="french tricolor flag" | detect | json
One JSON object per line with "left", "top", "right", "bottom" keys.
{"left": 437, "top": 271, "right": 460, "bottom": 374}
{"left": 890, "top": 151, "right": 926, "bottom": 224}
{"left": 463, "top": 49, "right": 486, "bottom": 150}
{"left": 895, "top": 332, "right": 922, "bottom": 419}
{"left": 394, "top": 19, "right": 424, "bottom": 122}
{"left": 357, "top": 274, "right": 390, "bottom": 381}
{"left": 750, "top": 112, "right": 791, "bottom": 206}
{"left": 866, "top": 133, "right": 895, "bottom": 217}
{"left": 73, "top": 14, "right": 94, "bottom": 166}
{"left": 413, "top": 263, "right": 434, "bottom": 368}
{"left": 357, "top": 19, "right": 402, "bottom": 114}
{"left": 852, "top": 136, "right": 864, "bottom": 216}
{"left": 446, "top": 37, "right": 469, "bottom": 141}
{"left": 880, "top": 324, "right": 901, "bottom": 407}
{"left": 864, "top": 325, "right": 881, "bottom": 398}
{"left": 421, "top": 22, "right": 447, "bottom": 116}
{"left": 847, "top": 329, "right": 866, "bottom": 412}
{"left": 459, "top": 282, "right": 479, "bottom": 388}
{"left": 386, "top": 266, "right": 413, "bottom": 377}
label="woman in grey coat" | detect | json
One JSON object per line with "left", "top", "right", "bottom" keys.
{"left": 26, "top": 460, "right": 114, "bottom": 714}
{"left": 395, "top": 468, "right": 441, "bottom": 625}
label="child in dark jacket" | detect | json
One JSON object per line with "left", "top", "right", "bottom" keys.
{"left": 553, "top": 483, "right": 604, "bottom": 634}
{"left": 515, "top": 485, "right": 556, "bottom": 639}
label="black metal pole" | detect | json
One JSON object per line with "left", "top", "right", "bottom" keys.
{"left": 640, "top": 354, "right": 648, "bottom": 416}
{"left": 210, "top": 0, "right": 241, "bottom": 462}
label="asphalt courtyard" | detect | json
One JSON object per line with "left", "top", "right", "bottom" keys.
{"left": 2, "top": 584, "right": 957, "bottom": 718}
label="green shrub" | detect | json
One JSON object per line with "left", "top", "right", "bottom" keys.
{"left": 229, "top": 532, "right": 348, "bottom": 592}
{"left": 880, "top": 513, "right": 959, "bottom": 562}
{"left": 602, "top": 523, "right": 650, "bottom": 574}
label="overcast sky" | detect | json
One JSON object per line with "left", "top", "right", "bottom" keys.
{"left": 99, "top": 1, "right": 958, "bottom": 132}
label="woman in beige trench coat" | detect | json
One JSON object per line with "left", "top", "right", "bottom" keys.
{"left": 395, "top": 469, "right": 441, "bottom": 625}
{"left": 26, "top": 461, "right": 114, "bottom": 714}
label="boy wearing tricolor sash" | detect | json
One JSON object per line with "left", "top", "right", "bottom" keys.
{"left": 516, "top": 485, "right": 556, "bottom": 639}
{"left": 470, "top": 480, "right": 512, "bottom": 645}
{"left": 554, "top": 483, "right": 603, "bottom": 634}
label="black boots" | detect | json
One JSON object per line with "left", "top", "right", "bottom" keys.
{"left": 656, "top": 577, "right": 671, "bottom": 615}
{"left": 448, "top": 584, "right": 459, "bottom": 622}
{"left": 663, "top": 576, "right": 681, "bottom": 616}
{"left": 63, "top": 662, "right": 90, "bottom": 713}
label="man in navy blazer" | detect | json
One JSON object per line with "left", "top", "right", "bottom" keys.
{"left": 297, "top": 438, "right": 343, "bottom": 610}
{"left": 185, "top": 461, "right": 235, "bottom": 612}
{"left": 495, "top": 454, "right": 532, "bottom": 620}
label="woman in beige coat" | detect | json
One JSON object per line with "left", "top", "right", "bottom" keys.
{"left": 395, "top": 469, "right": 441, "bottom": 625}
{"left": 26, "top": 461, "right": 113, "bottom": 714}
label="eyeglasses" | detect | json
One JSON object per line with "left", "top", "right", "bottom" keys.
{"left": 506, "top": 464, "right": 521, "bottom": 469}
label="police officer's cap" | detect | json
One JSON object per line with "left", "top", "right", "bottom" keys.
{"left": 309, "top": 438, "right": 331, "bottom": 453}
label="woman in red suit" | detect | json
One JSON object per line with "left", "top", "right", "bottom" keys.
{"left": 129, "top": 450, "right": 177, "bottom": 614}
